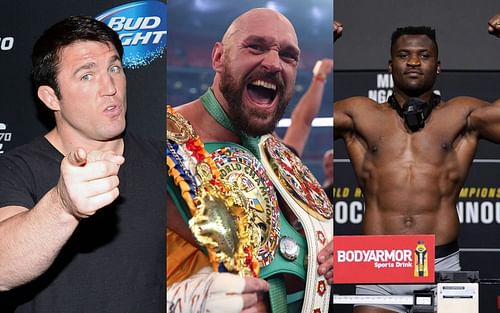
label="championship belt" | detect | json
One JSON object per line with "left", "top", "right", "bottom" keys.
{"left": 206, "top": 143, "right": 281, "bottom": 269}
{"left": 166, "top": 106, "right": 261, "bottom": 277}
{"left": 259, "top": 134, "right": 334, "bottom": 313}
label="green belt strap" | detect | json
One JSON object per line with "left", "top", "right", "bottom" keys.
{"left": 268, "top": 275, "right": 288, "bottom": 313}
{"left": 287, "top": 290, "right": 304, "bottom": 305}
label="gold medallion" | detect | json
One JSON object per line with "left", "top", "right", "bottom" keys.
{"left": 210, "top": 146, "right": 280, "bottom": 267}
{"left": 166, "top": 105, "right": 195, "bottom": 144}
{"left": 263, "top": 136, "right": 333, "bottom": 221}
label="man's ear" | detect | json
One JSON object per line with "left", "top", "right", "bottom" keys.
{"left": 436, "top": 60, "right": 441, "bottom": 74}
{"left": 211, "top": 42, "right": 224, "bottom": 73}
{"left": 388, "top": 59, "right": 393, "bottom": 74}
{"left": 37, "top": 86, "right": 60, "bottom": 111}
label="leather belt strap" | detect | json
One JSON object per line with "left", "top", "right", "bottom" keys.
{"left": 259, "top": 135, "right": 333, "bottom": 313}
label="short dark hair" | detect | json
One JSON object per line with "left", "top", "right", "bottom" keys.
{"left": 32, "top": 16, "right": 123, "bottom": 98}
{"left": 390, "top": 26, "right": 438, "bottom": 57}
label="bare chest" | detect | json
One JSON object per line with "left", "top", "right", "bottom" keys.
{"left": 355, "top": 111, "right": 465, "bottom": 164}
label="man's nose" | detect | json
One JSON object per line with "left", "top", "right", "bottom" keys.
{"left": 261, "top": 50, "right": 282, "bottom": 73}
{"left": 99, "top": 74, "right": 117, "bottom": 96}
{"left": 407, "top": 55, "right": 421, "bottom": 67}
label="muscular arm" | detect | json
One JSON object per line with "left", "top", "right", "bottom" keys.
{"left": 472, "top": 14, "right": 500, "bottom": 140}
{"left": 0, "top": 149, "right": 123, "bottom": 290}
{"left": 469, "top": 98, "right": 500, "bottom": 143}
{"left": 0, "top": 194, "right": 79, "bottom": 290}
{"left": 283, "top": 59, "right": 333, "bottom": 156}
{"left": 333, "top": 97, "right": 366, "bottom": 140}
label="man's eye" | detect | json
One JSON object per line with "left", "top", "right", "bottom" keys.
{"left": 281, "top": 52, "right": 298, "bottom": 63}
{"left": 81, "top": 74, "right": 93, "bottom": 81}
{"left": 110, "top": 65, "right": 122, "bottom": 73}
{"left": 248, "top": 44, "right": 265, "bottom": 52}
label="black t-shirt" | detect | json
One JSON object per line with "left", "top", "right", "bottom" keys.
{"left": 0, "top": 132, "right": 165, "bottom": 312}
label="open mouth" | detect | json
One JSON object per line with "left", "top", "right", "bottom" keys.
{"left": 247, "top": 79, "right": 277, "bottom": 106}
{"left": 103, "top": 104, "right": 123, "bottom": 117}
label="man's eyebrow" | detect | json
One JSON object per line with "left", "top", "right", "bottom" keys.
{"left": 243, "top": 35, "right": 270, "bottom": 45}
{"left": 72, "top": 55, "right": 122, "bottom": 76}
{"left": 73, "top": 62, "right": 96, "bottom": 76}
{"left": 243, "top": 35, "right": 300, "bottom": 54}
{"left": 109, "top": 55, "right": 122, "bottom": 64}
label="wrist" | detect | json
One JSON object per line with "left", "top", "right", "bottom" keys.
{"left": 52, "top": 184, "right": 83, "bottom": 222}
{"left": 44, "top": 187, "right": 81, "bottom": 225}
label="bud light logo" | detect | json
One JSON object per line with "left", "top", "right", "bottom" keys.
{"left": 96, "top": 1, "right": 167, "bottom": 69}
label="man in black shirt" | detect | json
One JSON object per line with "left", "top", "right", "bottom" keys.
{"left": 0, "top": 16, "right": 164, "bottom": 312}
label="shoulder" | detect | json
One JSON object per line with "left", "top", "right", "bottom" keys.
{"left": 0, "top": 137, "right": 59, "bottom": 208}
{"left": 173, "top": 99, "right": 203, "bottom": 123}
{"left": 439, "top": 96, "right": 491, "bottom": 117}
{"left": 444, "top": 96, "right": 489, "bottom": 108}
{"left": 0, "top": 136, "right": 59, "bottom": 166}
{"left": 335, "top": 96, "right": 384, "bottom": 117}
{"left": 335, "top": 96, "right": 380, "bottom": 109}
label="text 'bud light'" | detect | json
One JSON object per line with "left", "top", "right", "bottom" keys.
{"left": 96, "top": 0, "right": 167, "bottom": 69}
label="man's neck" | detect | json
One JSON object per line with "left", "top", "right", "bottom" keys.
{"left": 392, "top": 89, "right": 436, "bottom": 106}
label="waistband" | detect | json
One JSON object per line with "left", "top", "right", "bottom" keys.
{"left": 436, "top": 240, "right": 459, "bottom": 258}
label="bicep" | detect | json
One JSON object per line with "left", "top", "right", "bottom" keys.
{"left": 333, "top": 101, "right": 354, "bottom": 139}
{"left": 469, "top": 100, "right": 500, "bottom": 143}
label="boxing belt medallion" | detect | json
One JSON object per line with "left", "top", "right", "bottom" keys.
{"left": 207, "top": 143, "right": 280, "bottom": 268}
{"left": 259, "top": 134, "right": 334, "bottom": 313}
{"left": 167, "top": 106, "right": 261, "bottom": 277}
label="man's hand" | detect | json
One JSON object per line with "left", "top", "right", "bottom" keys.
{"left": 241, "top": 277, "right": 270, "bottom": 313}
{"left": 56, "top": 148, "right": 125, "bottom": 220}
{"left": 204, "top": 274, "right": 269, "bottom": 313}
{"left": 317, "top": 239, "right": 334, "bottom": 284}
{"left": 334, "top": 20, "right": 343, "bottom": 42}
{"left": 488, "top": 13, "right": 500, "bottom": 37}
{"left": 315, "top": 58, "right": 334, "bottom": 78}
{"left": 167, "top": 267, "right": 270, "bottom": 313}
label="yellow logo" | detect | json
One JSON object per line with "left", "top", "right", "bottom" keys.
{"left": 414, "top": 241, "right": 428, "bottom": 277}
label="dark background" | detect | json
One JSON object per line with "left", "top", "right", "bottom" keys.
{"left": 334, "top": 0, "right": 500, "bottom": 70}
{"left": 0, "top": 1, "right": 166, "bottom": 154}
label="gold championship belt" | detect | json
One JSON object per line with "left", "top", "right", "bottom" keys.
{"left": 259, "top": 134, "right": 334, "bottom": 313}
{"left": 167, "top": 106, "right": 262, "bottom": 277}
{"left": 209, "top": 144, "right": 281, "bottom": 268}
